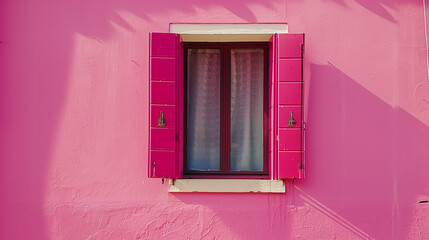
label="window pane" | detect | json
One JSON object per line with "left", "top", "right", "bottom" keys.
{"left": 187, "top": 49, "right": 221, "bottom": 171}
{"left": 230, "top": 48, "right": 264, "bottom": 171}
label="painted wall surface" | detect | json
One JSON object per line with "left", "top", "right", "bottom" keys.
{"left": 1, "top": 0, "right": 429, "bottom": 239}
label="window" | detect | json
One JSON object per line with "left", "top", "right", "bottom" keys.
{"left": 148, "top": 32, "right": 305, "bottom": 180}
{"left": 184, "top": 43, "right": 268, "bottom": 178}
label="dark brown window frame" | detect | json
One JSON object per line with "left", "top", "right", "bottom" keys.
{"left": 183, "top": 42, "right": 269, "bottom": 179}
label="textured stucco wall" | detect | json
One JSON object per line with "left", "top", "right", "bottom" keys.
{"left": 1, "top": 0, "right": 429, "bottom": 239}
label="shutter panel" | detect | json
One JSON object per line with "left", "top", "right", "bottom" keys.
{"left": 275, "top": 33, "right": 305, "bottom": 179}
{"left": 148, "top": 33, "right": 183, "bottom": 179}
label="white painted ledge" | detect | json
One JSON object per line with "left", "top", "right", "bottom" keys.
{"left": 170, "top": 23, "right": 288, "bottom": 34}
{"left": 170, "top": 23, "right": 288, "bottom": 42}
{"left": 169, "top": 179, "right": 285, "bottom": 193}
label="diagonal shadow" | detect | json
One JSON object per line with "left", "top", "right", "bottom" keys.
{"left": 299, "top": 63, "right": 429, "bottom": 239}
{"left": 1, "top": 0, "right": 428, "bottom": 239}
{"left": 0, "top": 0, "right": 278, "bottom": 239}
{"left": 172, "top": 63, "right": 429, "bottom": 239}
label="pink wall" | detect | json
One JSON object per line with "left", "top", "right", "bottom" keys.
{"left": 1, "top": 0, "right": 428, "bottom": 239}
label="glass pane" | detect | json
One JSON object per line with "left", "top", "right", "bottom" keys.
{"left": 230, "top": 48, "right": 264, "bottom": 171}
{"left": 187, "top": 49, "right": 221, "bottom": 171}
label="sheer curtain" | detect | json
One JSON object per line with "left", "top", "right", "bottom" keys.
{"left": 230, "top": 48, "right": 264, "bottom": 171}
{"left": 187, "top": 49, "right": 221, "bottom": 170}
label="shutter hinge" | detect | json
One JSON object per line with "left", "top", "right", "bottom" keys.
{"left": 276, "top": 135, "right": 279, "bottom": 141}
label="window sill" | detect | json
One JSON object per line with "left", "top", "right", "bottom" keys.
{"left": 168, "top": 179, "right": 285, "bottom": 193}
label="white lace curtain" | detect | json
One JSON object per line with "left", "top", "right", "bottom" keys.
{"left": 187, "top": 48, "right": 263, "bottom": 171}
{"left": 187, "top": 49, "right": 221, "bottom": 171}
{"left": 230, "top": 49, "right": 264, "bottom": 171}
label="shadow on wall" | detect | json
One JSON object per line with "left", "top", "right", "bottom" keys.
{"left": 173, "top": 63, "right": 429, "bottom": 240}
{"left": 0, "top": 0, "right": 282, "bottom": 239}
{"left": 0, "top": 1, "right": 73, "bottom": 239}
{"left": 0, "top": 0, "right": 428, "bottom": 239}
{"left": 327, "top": 0, "right": 403, "bottom": 23}
{"left": 299, "top": 63, "right": 429, "bottom": 239}
{"left": 41, "top": 0, "right": 421, "bottom": 31}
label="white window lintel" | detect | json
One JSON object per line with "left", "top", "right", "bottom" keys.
{"left": 170, "top": 23, "right": 288, "bottom": 42}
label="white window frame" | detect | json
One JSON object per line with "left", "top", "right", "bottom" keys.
{"left": 166, "top": 23, "right": 288, "bottom": 193}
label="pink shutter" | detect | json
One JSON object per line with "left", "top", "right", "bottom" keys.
{"left": 148, "top": 33, "right": 183, "bottom": 179}
{"left": 275, "top": 33, "right": 305, "bottom": 179}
